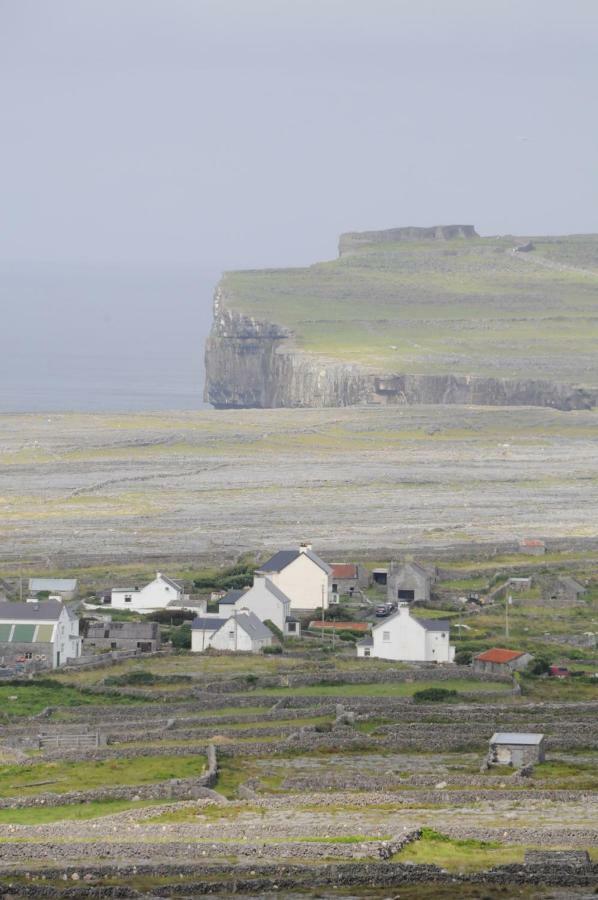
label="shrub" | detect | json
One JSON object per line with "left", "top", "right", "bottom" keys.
{"left": 169, "top": 624, "right": 191, "bottom": 650}
{"left": 412, "top": 687, "right": 458, "bottom": 704}
{"left": 525, "top": 657, "right": 550, "bottom": 676}
{"left": 262, "top": 645, "right": 282, "bottom": 654}
{"left": 454, "top": 649, "right": 472, "bottom": 666}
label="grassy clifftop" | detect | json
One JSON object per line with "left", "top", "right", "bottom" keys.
{"left": 220, "top": 231, "right": 598, "bottom": 388}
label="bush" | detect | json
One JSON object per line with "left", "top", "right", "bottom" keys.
{"left": 412, "top": 687, "right": 458, "bottom": 704}
{"left": 147, "top": 609, "right": 196, "bottom": 625}
{"left": 262, "top": 644, "right": 283, "bottom": 654}
{"left": 169, "top": 624, "right": 191, "bottom": 650}
{"left": 525, "top": 657, "right": 550, "bottom": 676}
{"left": 455, "top": 649, "right": 472, "bottom": 666}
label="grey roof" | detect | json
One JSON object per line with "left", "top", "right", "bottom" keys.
{"left": 357, "top": 635, "right": 373, "bottom": 647}
{"left": 29, "top": 578, "right": 77, "bottom": 592}
{"left": 158, "top": 574, "right": 182, "bottom": 591}
{"left": 490, "top": 732, "right": 544, "bottom": 745}
{"left": 372, "top": 610, "right": 449, "bottom": 632}
{"left": 413, "top": 617, "right": 450, "bottom": 632}
{"left": 258, "top": 548, "right": 332, "bottom": 576}
{"left": 219, "top": 590, "right": 246, "bottom": 605}
{"left": 233, "top": 612, "right": 272, "bottom": 641}
{"left": 557, "top": 576, "right": 586, "bottom": 594}
{"left": 0, "top": 601, "right": 64, "bottom": 621}
{"left": 191, "top": 616, "right": 228, "bottom": 631}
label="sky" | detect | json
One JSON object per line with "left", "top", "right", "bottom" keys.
{"left": 0, "top": 0, "right": 597, "bottom": 409}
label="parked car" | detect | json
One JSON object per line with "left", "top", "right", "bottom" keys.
{"left": 375, "top": 604, "right": 390, "bottom": 617}
{"left": 549, "top": 665, "right": 570, "bottom": 678}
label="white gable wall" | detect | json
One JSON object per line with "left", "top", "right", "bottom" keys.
{"left": 369, "top": 605, "right": 454, "bottom": 663}
{"left": 232, "top": 576, "right": 289, "bottom": 632}
{"left": 265, "top": 553, "right": 330, "bottom": 612}
{"left": 210, "top": 617, "right": 271, "bottom": 653}
{"left": 112, "top": 574, "right": 182, "bottom": 612}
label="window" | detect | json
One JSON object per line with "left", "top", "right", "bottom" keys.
{"left": 124, "top": 595, "right": 132, "bottom": 603}
{"left": 332, "top": 583, "right": 338, "bottom": 592}
{"left": 24, "top": 652, "right": 32, "bottom": 660}
{"left": 382, "top": 631, "right": 390, "bottom": 642}
{"left": 441, "top": 633, "right": 446, "bottom": 638}
{"left": 111, "top": 642, "right": 117, "bottom": 650}
{"left": 287, "top": 622, "right": 297, "bottom": 633}
{"left": 364, "top": 648, "right": 371, "bottom": 657}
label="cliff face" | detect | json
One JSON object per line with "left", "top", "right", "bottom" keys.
{"left": 339, "top": 224, "right": 478, "bottom": 256}
{"left": 204, "top": 286, "right": 595, "bottom": 411}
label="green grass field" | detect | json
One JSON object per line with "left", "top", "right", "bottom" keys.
{"left": 221, "top": 233, "right": 598, "bottom": 386}
{"left": 0, "top": 753, "right": 206, "bottom": 798}
{"left": 247, "top": 679, "right": 509, "bottom": 698}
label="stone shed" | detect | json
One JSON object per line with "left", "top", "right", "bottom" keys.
{"left": 473, "top": 647, "right": 533, "bottom": 675}
{"left": 84, "top": 620, "right": 161, "bottom": 653}
{"left": 387, "top": 561, "right": 433, "bottom": 603}
{"left": 488, "top": 732, "right": 545, "bottom": 767}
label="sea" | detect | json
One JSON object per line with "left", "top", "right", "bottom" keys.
{"left": 0, "top": 261, "right": 219, "bottom": 413}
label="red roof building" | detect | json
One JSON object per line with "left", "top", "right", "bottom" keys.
{"left": 473, "top": 647, "right": 533, "bottom": 674}
{"left": 331, "top": 564, "right": 358, "bottom": 580}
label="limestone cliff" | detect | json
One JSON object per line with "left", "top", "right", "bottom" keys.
{"left": 204, "top": 225, "right": 597, "bottom": 412}
{"left": 338, "top": 224, "right": 478, "bottom": 256}
{"left": 204, "top": 286, "right": 595, "bottom": 411}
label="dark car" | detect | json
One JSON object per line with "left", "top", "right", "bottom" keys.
{"left": 375, "top": 604, "right": 390, "bottom": 617}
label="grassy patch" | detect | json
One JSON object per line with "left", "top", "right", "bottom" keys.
{"left": 248, "top": 680, "right": 510, "bottom": 698}
{"left": 0, "top": 680, "right": 143, "bottom": 719}
{"left": 396, "top": 828, "right": 525, "bottom": 871}
{"left": 0, "top": 754, "right": 206, "bottom": 798}
{"left": 0, "top": 799, "right": 161, "bottom": 825}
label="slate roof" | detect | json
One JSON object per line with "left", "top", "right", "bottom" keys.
{"left": 413, "top": 617, "right": 450, "bottom": 632}
{"left": 234, "top": 612, "right": 272, "bottom": 642}
{"left": 158, "top": 574, "right": 182, "bottom": 592}
{"left": 191, "top": 616, "right": 228, "bottom": 630}
{"left": 29, "top": 578, "right": 77, "bottom": 593}
{"left": 490, "top": 732, "right": 544, "bottom": 745}
{"left": 258, "top": 548, "right": 332, "bottom": 576}
{"left": 372, "top": 610, "right": 449, "bottom": 632}
{"left": 219, "top": 590, "right": 246, "bottom": 606}
{"left": 0, "top": 601, "right": 64, "bottom": 621}
{"left": 357, "top": 635, "right": 373, "bottom": 647}
{"left": 476, "top": 648, "right": 526, "bottom": 663}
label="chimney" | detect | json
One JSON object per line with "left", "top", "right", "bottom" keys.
{"left": 299, "top": 542, "right": 312, "bottom": 553}
{"left": 398, "top": 603, "right": 410, "bottom": 616}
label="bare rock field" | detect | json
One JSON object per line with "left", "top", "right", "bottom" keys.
{"left": 1, "top": 404, "right": 598, "bottom": 565}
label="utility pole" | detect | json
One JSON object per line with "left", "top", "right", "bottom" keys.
{"left": 505, "top": 594, "right": 511, "bottom": 639}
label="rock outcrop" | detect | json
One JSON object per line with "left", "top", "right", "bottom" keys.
{"left": 339, "top": 223, "right": 478, "bottom": 256}
{"left": 204, "top": 286, "right": 595, "bottom": 411}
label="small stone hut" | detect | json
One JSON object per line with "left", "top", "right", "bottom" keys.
{"left": 387, "top": 561, "right": 432, "bottom": 603}
{"left": 488, "top": 732, "right": 545, "bottom": 767}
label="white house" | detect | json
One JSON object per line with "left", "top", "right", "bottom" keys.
{"left": 0, "top": 600, "right": 81, "bottom": 669}
{"left": 256, "top": 543, "right": 331, "bottom": 613}
{"left": 191, "top": 611, "right": 272, "bottom": 653}
{"left": 218, "top": 575, "right": 300, "bottom": 636}
{"left": 111, "top": 573, "right": 184, "bottom": 613}
{"left": 356, "top": 603, "right": 455, "bottom": 663}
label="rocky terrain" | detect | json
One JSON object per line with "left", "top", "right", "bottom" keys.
{"left": 2, "top": 404, "right": 598, "bottom": 565}
{"left": 204, "top": 226, "right": 598, "bottom": 410}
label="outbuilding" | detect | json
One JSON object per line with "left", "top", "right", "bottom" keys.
{"left": 84, "top": 621, "right": 160, "bottom": 653}
{"left": 488, "top": 732, "right": 545, "bottom": 767}
{"left": 473, "top": 647, "right": 533, "bottom": 675}
{"left": 28, "top": 578, "right": 78, "bottom": 601}
{"left": 387, "top": 561, "right": 432, "bottom": 603}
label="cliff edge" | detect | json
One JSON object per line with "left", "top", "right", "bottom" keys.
{"left": 204, "top": 226, "right": 598, "bottom": 411}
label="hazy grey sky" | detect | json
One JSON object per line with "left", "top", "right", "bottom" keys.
{"left": 2, "top": 0, "right": 597, "bottom": 271}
